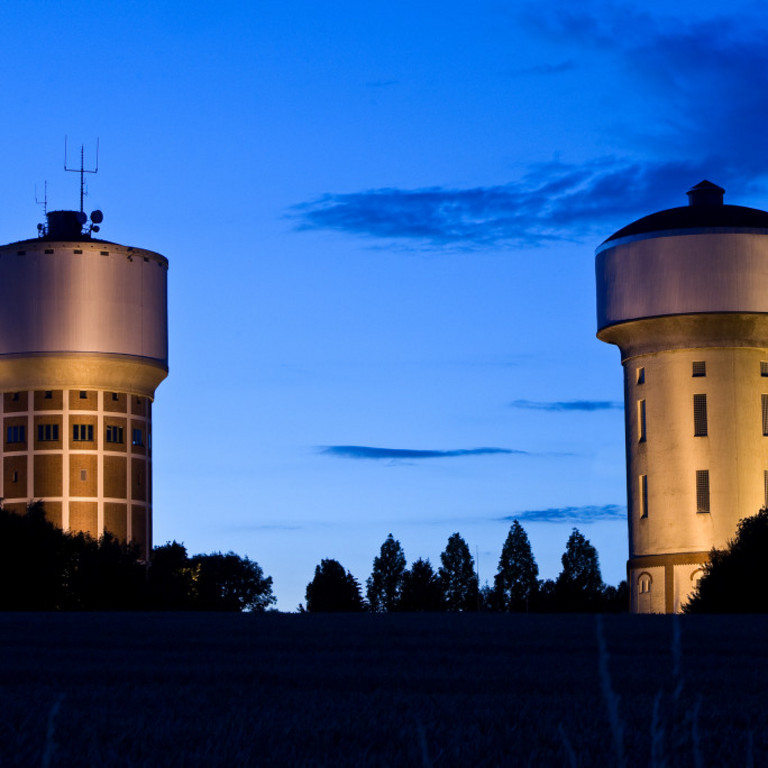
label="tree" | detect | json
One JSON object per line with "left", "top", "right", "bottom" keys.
{"left": 439, "top": 533, "right": 479, "bottom": 611}
{"left": 399, "top": 558, "right": 444, "bottom": 611}
{"left": 148, "top": 541, "right": 198, "bottom": 610}
{"left": 306, "top": 559, "right": 365, "bottom": 612}
{"left": 191, "top": 552, "right": 276, "bottom": 612}
{"left": 685, "top": 507, "right": 768, "bottom": 613}
{"left": 366, "top": 534, "right": 406, "bottom": 612}
{"left": 493, "top": 521, "right": 539, "bottom": 611}
{"left": 554, "top": 528, "right": 605, "bottom": 611}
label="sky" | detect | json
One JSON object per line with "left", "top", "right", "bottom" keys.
{"left": 2, "top": 0, "right": 768, "bottom": 610}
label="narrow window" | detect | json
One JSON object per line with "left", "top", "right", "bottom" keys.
{"left": 762, "top": 362, "right": 768, "bottom": 377}
{"left": 762, "top": 395, "right": 768, "bottom": 436}
{"left": 44, "top": 391, "right": 52, "bottom": 399}
{"left": 6, "top": 425, "right": 25, "bottom": 443}
{"left": 638, "top": 400, "right": 646, "bottom": 442}
{"left": 639, "top": 474, "right": 648, "bottom": 518}
{"left": 106, "top": 426, "right": 124, "bottom": 444}
{"left": 73, "top": 424, "right": 94, "bottom": 442}
{"left": 638, "top": 573, "right": 651, "bottom": 594}
{"left": 37, "top": 424, "right": 59, "bottom": 442}
{"left": 11, "top": 471, "right": 18, "bottom": 483}
{"left": 11, "top": 392, "right": 19, "bottom": 402}
{"left": 637, "top": 367, "right": 645, "bottom": 385}
{"left": 763, "top": 470, "right": 768, "bottom": 508}
{"left": 132, "top": 428, "right": 144, "bottom": 447}
{"left": 80, "top": 469, "right": 87, "bottom": 482}
{"left": 111, "top": 392, "right": 119, "bottom": 401}
{"left": 693, "top": 394, "right": 708, "bottom": 436}
{"left": 692, "top": 361, "right": 706, "bottom": 377}
{"left": 696, "top": 470, "right": 710, "bottom": 513}
{"left": 79, "top": 391, "right": 87, "bottom": 399}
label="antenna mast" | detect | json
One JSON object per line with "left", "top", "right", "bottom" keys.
{"left": 64, "top": 137, "right": 99, "bottom": 214}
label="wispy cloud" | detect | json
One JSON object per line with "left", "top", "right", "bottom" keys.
{"left": 504, "top": 504, "right": 626, "bottom": 523}
{"left": 510, "top": 399, "right": 623, "bottom": 412}
{"left": 320, "top": 445, "right": 526, "bottom": 460}
{"left": 291, "top": 7, "right": 768, "bottom": 248}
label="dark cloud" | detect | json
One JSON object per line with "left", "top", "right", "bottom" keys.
{"left": 504, "top": 504, "right": 625, "bottom": 523}
{"left": 508, "top": 60, "right": 576, "bottom": 77}
{"left": 291, "top": 7, "right": 768, "bottom": 247}
{"left": 510, "top": 399, "right": 623, "bottom": 412}
{"left": 320, "top": 445, "right": 525, "bottom": 460}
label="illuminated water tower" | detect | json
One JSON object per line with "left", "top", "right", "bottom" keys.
{"left": 0, "top": 151, "right": 168, "bottom": 558}
{"left": 596, "top": 181, "right": 768, "bottom": 613}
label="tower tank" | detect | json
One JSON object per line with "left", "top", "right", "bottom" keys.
{"left": 596, "top": 181, "right": 768, "bottom": 612}
{"left": 0, "top": 208, "right": 168, "bottom": 558}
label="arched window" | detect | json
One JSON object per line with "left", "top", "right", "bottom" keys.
{"left": 638, "top": 572, "right": 652, "bottom": 594}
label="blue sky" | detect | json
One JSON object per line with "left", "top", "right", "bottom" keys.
{"left": 2, "top": 0, "right": 767, "bottom": 609}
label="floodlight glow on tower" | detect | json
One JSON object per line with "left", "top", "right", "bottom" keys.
{"left": 596, "top": 181, "right": 768, "bottom": 612}
{"left": 0, "top": 166, "right": 168, "bottom": 558}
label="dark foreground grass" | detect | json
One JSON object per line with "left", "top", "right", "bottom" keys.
{"left": 0, "top": 612, "right": 765, "bottom": 767}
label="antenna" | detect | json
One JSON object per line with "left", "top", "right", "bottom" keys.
{"left": 64, "top": 136, "right": 99, "bottom": 214}
{"left": 35, "top": 180, "right": 48, "bottom": 216}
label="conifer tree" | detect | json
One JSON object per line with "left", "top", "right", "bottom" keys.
{"left": 438, "top": 532, "right": 479, "bottom": 611}
{"left": 366, "top": 534, "right": 406, "bottom": 612}
{"left": 555, "top": 528, "right": 604, "bottom": 611}
{"left": 306, "top": 559, "right": 365, "bottom": 612}
{"left": 494, "top": 520, "right": 539, "bottom": 611}
{"left": 399, "top": 558, "right": 444, "bottom": 611}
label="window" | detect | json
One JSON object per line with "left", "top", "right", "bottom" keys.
{"left": 72, "top": 424, "right": 94, "bottom": 442}
{"left": 696, "top": 470, "right": 710, "bottom": 513}
{"left": 132, "top": 428, "right": 144, "bottom": 447}
{"left": 6, "top": 425, "right": 25, "bottom": 443}
{"left": 11, "top": 471, "right": 18, "bottom": 483}
{"left": 764, "top": 470, "right": 768, "bottom": 508}
{"left": 11, "top": 392, "right": 19, "bottom": 402}
{"left": 80, "top": 470, "right": 87, "bottom": 482}
{"left": 637, "top": 367, "right": 645, "bottom": 385}
{"left": 44, "top": 391, "right": 52, "bottom": 399}
{"left": 762, "top": 362, "right": 768, "bottom": 377}
{"left": 79, "top": 391, "right": 88, "bottom": 399}
{"left": 762, "top": 395, "right": 768, "bottom": 437}
{"left": 638, "top": 573, "right": 651, "bottom": 594}
{"left": 106, "top": 426, "right": 124, "bottom": 444}
{"left": 639, "top": 474, "right": 648, "bottom": 518}
{"left": 37, "top": 424, "right": 59, "bottom": 442}
{"left": 638, "top": 400, "right": 646, "bottom": 442}
{"left": 693, "top": 394, "right": 708, "bottom": 436}
{"left": 692, "top": 361, "right": 706, "bottom": 377}
{"left": 111, "top": 392, "right": 119, "bottom": 401}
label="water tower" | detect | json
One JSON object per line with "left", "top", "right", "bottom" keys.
{"left": 0, "top": 170, "right": 168, "bottom": 558}
{"left": 596, "top": 181, "right": 768, "bottom": 612}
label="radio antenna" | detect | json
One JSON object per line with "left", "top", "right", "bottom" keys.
{"left": 35, "top": 180, "right": 48, "bottom": 216}
{"left": 64, "top": 137, "right": 99, "bottom": 214}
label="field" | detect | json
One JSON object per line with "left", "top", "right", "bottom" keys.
{"left": 0, "top": 612, "right": 765, "bottom": 767}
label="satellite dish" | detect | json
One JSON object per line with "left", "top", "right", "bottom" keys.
{"left": 76, "top": 211, "right": 87, "bottom": 225}
{"left": 91, "top": 210, "right": 104, "bottom": 224}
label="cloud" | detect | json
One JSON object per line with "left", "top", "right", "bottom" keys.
{"left": 319, "top": 445, "right": 526, "bottom": 460}
{"left": 510, "top": 399, "right": 623, "bottom": 412}
{"left": 504, "top": 504, "right": 626, "bottom": 523}
{"left": 508, "top": 60, "right": 576, "bottom": 77}
{"left": 290, "top": 7, "right": 768, "bottom": 248}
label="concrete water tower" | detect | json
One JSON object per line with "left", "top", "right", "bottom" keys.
{"left": 596, "top": 181, "right": 768, "bottom": 613}
{"left": 0, "top": 195, "right": 168, "bottom": 559}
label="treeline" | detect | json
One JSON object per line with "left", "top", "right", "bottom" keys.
{"left": 303, "top": 522, "right": 628, "bottom": 612}
{"left": 0, "top": 503, "right": 275, "bottom": 611}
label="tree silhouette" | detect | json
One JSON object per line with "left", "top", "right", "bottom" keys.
{"left": 306, "top": 559, "right": 365, "bottom": 612}
{"left": 191, "top": 552, "right": 276, "bottom": 612}
{"left": 685, "top": 507, "right": 768, "bottom": 613}
{"left": 554, "top": 528, "right": 604, "bottom": 611}
{"left": 439, "top": 532, "right": 479, "bottom": 611}
{"left": 148, "top": 541, "right": 198, "bottom": 609}
{"left": 366, "top": 533, "right": 406, "bottom": 612}
{"left": 494, "top": 520, "right": 539, "bottom": 611}
{"left": 399, "top": 558, "right": 444, "bottom": 611}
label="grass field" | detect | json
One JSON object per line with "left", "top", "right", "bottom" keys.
{"left": 0, "top": 612, "right": 765, "bottom": 767}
